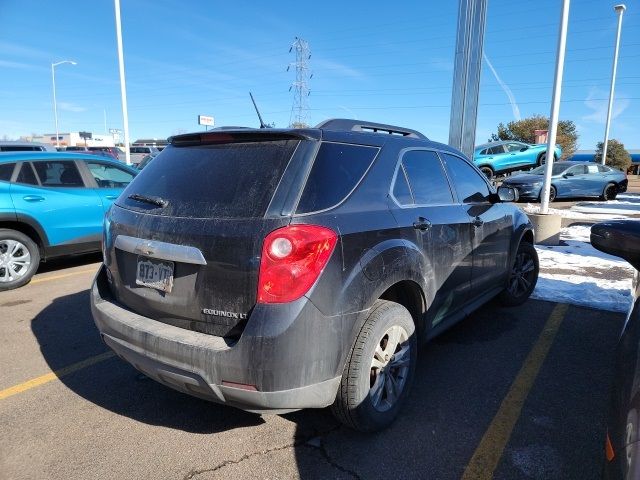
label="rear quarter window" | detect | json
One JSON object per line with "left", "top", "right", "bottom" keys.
{"left": 295, "top": 142, "right": 379, "bottom": 214}
{"left": 0, "top": 163, "right": 15, "bottom": 181}
{"left": 119, "top": 140, "right": 299, "bottom": 218}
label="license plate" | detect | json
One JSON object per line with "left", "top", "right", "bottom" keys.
{"left": 136, "top": 256, "right": 174, "bottom": 293}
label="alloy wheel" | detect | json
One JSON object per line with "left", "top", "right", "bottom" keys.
{"left": 507, "top": 251, "right": 536, "bottom": 298}
{"left": 369, "top": 325, "right": 411, "bottom": 412}
{"left": 0, "top": 239, "right": 31, "bottom": 283}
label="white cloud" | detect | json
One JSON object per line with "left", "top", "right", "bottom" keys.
{"left": 0, "top": 59, "right": 44, "bottom": 71}
{"left": 57, "top": 102, "right": 86, "bottom": 113}
{"left": 313, "top": 59, "right": 364, "bottom": 79}
{"left": 583, "top": 87, "right": 630, "bottom": 124}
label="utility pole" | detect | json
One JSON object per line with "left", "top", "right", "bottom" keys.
{"left": 601, "top": 4, "right": 626, "bottom": 166}
{"left": 288, "top": 37, "right": 312, "bottom": 128}
{"left": 448, "top": 0, "right": 488, "bottom": 160}
{"left": 540, "top": 0, "right": 570, "bottom": 214}
{"left": 114, "top": 0, "right": 131, "bottom": 165}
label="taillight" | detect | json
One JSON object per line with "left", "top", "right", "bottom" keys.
{"left": 257, "top": 225, "right": 338, "bottom": 303}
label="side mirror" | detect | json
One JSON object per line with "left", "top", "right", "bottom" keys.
{"left": 563, "top": 172, "right": 574, "bottom": 178}
{"left": 520, "top": 146, "right": 529, "bottom": 152}
{"left": 591, "top": 221, "right": 640, "bottom": 271}
{"left": 497, "top": 186, "right": 519, "bottom": 202}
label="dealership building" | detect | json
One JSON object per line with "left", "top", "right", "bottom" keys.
{"left": 30, "top": 131, "right": 117, "bottom": 147}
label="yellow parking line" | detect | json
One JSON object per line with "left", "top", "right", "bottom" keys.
{"left": 30, "top": 268, "right": 98, "bottom": 285}
{"left": 0, "top": 351, "right": 116, "bottom": 401}
{"left": 461, "top": 303, "right": 569, "bottom": 480}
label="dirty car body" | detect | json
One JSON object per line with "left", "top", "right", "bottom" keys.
{"left": 91, "top": 119, "right": 536, "bottom": 431}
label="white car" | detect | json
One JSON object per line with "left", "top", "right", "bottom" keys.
{"left": 129, "top": 146, "right": 160, "bottom": 165}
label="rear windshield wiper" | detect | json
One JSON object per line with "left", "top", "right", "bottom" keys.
{"left": 128, "top": 193, "right": 168, "bottom": 208}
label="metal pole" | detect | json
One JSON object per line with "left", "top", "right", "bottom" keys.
{"left": 51, "top": 60, "right": 76, "bottom": 149}
{"left": 601, "top": 4, "right": 626, "bottom": 166}
{"left": 51, "top": 63, "right": 59, "bottom": 149}
{"left": 448, "top": 0, "right": 488, "bottom": 160}
{"left": 540, "top": 0, "right": 570, "bottom": 214}
{"left": 114, "top": 0, "right": 131, "bottom": 165}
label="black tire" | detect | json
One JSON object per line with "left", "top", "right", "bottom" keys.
{"left": 480, "top": 166, "right": 494, "bottom": 180}
{"left": 0, "top": 229, "right": 40, "bottom": 291}
{"left": 539, "top": 185, "right": 557, "bottom": 203}
{"left": 537, "top": 152, "right": 558, "bottom": 166}
{"left": 499, "top": 242, "right": 539, "bottom": 307}
{"left": 602, "top": 183, "right": 618, "bottom": 201}
{"left": 331, "top": 299, "right": 417, "bottom": 432}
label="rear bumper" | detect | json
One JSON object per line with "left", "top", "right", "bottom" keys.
{"left": 91, "top": 266, "right": 349, "bottom": 413}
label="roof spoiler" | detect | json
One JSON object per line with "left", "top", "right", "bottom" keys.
{"left": 169, "top": 129, "right": 320, "bottom": 146}
{"left": 315, "top": 119, "right": 427, "bottom": 139}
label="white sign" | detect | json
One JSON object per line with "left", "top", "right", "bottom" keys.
{"left": 198, "top": 115, "right": 214, "bottom": 126}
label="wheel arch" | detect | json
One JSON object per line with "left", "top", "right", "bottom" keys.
{"left": 0, "top": 213, "right": 49, "bottom": 259}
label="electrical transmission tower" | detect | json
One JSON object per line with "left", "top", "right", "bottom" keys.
{"left": 288, "top": 37, "right": 312, "bottom": 127}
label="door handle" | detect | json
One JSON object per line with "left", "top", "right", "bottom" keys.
{"left": 23, "top": 195, "right": 45, "bottom": 202}
{"left": 413, "top": 217, "right": 432, "bottom": 231}
{"left": 105, "top": 195, "right": 118, "bottom": 200}
{"left": 472, "top": 216, "right": 484, "bottom": 227}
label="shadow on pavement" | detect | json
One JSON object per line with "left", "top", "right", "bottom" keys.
{"left": 30, "top": 289, "right": 264, "bottom": 434}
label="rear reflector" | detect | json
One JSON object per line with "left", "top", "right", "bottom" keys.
{"left": 257, "top": 225, "right": 338, "bottom": 304}
{"left": 605, "top": 431, "right": 615, "bottom": 461}
{"left": 221, "top": 381, "right": 258, "bottom": 391}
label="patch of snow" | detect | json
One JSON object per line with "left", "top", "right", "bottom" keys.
{"left": 522, "top": 203, "right": 626, "bottom": 220}
{"left": 532, "top": 224, "right": 634, "bottom": 313}
{"left": 571, "top": 201, "right": 640, "bottom": 215}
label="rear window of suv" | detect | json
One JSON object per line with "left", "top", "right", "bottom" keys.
{"left": 119, "top": 140, "right": 299, "bottom": 218}
{"left": 296, "top": 142, "right": 379, "bottom": 214}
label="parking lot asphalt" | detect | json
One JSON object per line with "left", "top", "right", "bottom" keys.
{"left": 0, "top": 257, "right": 625, "bottom": 480}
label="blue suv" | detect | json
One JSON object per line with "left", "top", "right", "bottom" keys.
{"left": 0, "top": 152, "right": 137, "bottom": 290}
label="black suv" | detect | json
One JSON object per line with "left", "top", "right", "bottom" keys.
{"left": 91, "top": 119, "right": 538, "bottom": 432}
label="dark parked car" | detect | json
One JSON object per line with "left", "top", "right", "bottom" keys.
{"left": 592, "top": 221, "right": 640, "bottom": 479}
{"left": 91, "top": 119, "right": 538, "bottom": 431}
{"left": 502, "top": 161, "right": 627, "bottom": 202}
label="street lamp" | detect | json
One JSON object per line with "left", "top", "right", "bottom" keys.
{"left": 601, "top": 4, "right": 627, "bottom": 166}
{"left": 51, "top": 60, "right": 77, "bottom": 149}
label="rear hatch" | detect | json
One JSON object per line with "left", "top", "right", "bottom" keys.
{"left": 105, "top": 132, "right": 314, "bottom": 337}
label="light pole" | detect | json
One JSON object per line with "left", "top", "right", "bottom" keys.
{"left": 540, "top": 0, "right": 570, "bottom": 214}
{"left": 51, "top": 60, "right": 77, "bottom": 149}
{"left": 114, "top": 0, "right": 131, "bottom": 165}
{"left": 601, "top": 4, "right": 626, "bottom": 166}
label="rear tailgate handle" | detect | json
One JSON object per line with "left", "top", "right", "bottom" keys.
{"left": 114, "top": 235, "right": 207, "bottom": 265}
{"left": 413, "top": 217, "right": 432, "bottom": 231}
{"left": 472, "top": 217, "right": 484, "bottom": 227}
{"left": 23, "top": 195, "right": 45, "bottom": 202}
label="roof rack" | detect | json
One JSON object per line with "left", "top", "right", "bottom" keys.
{"left": 315, "top": 119, "right": 427, "bottom": 140}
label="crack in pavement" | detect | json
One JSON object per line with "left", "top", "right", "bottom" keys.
{"left": 182, "top": 425, "right": 362, "bottom": 480}
{"left": 312, "top": 436, "right": 362, "bottom": 480}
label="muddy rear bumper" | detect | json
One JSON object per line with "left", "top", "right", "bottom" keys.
{"left": 91, "top": 266, "right": 350, "bottom": 413}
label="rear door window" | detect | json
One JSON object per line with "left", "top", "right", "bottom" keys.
{"left": 120, "top": 140, "right": 299, "bottom": 218}
{"left": 395, "top": 150, "right": 453, "bottom": 205}
{"left": 295, "top": 142, "right": 378, "bottom": 213}
{"left": 33, "top": 161, "right": 85, "bottom": 187}
{"left": 0, "top": 163, "right": 15, "bottom": 181}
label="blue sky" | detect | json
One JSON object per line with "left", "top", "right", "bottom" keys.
{"left": 1, "top": 0, "right": 638, "bottom": 149}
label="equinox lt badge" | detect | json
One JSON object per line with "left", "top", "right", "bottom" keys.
{"left": 202, "top": 309, "right": 247, "bottom": 320}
